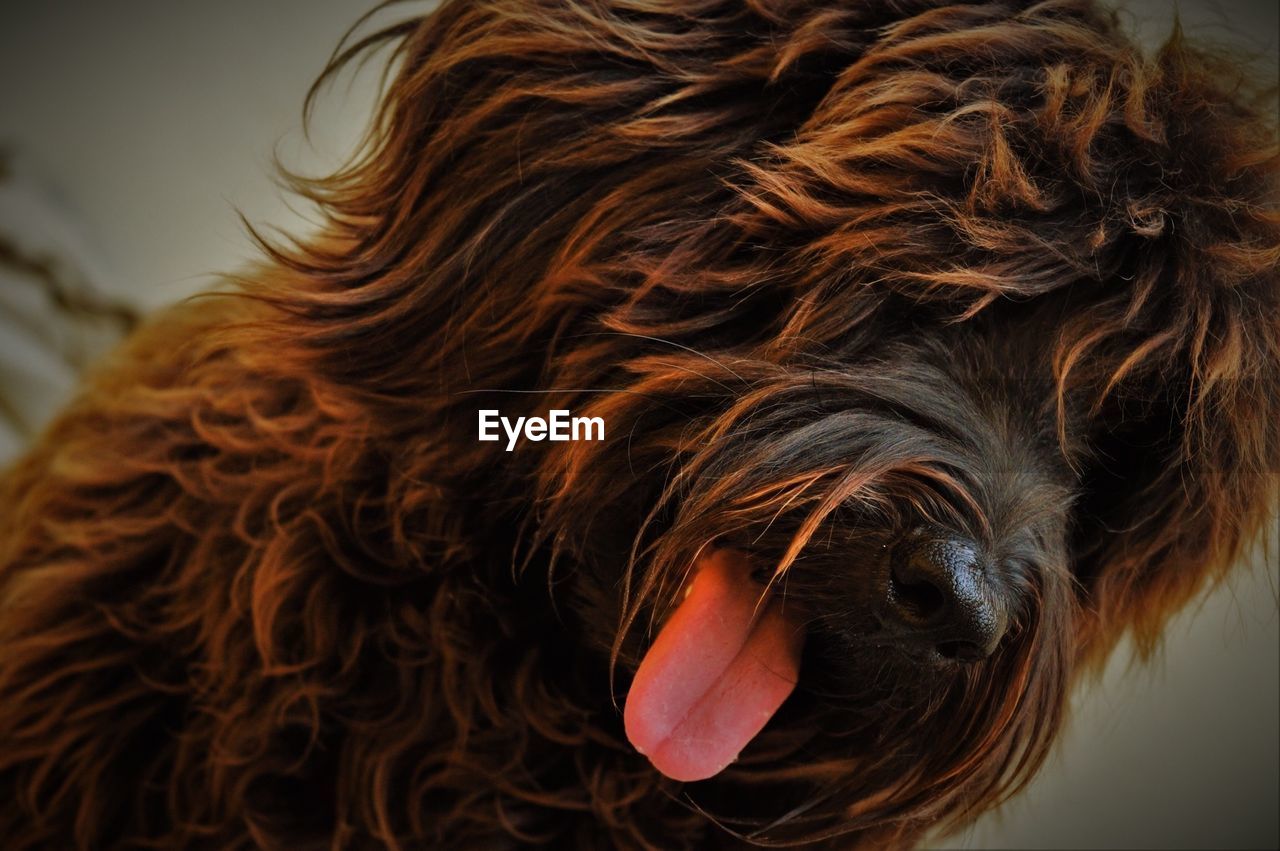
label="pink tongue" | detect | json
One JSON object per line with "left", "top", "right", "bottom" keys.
{"left": 624, "top": 550, "right": 804, "bottom": 782}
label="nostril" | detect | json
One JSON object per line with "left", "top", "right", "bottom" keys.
{"left": 888, "top": 573, "right": 946, "bottom": 624}
{"left": 936, "top": 640, "right": 986, "bottom": 663}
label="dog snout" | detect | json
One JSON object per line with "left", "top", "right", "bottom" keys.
{"left": 884, "top": 535, "right": 1008, "bottom": 663}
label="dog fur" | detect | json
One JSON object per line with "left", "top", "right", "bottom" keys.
{"left": 1, "top": 0, "right": 1278, "bottom": 848}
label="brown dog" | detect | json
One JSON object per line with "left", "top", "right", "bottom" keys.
{"left": 1, "top": 1, "right": 1277, "bottom": 848}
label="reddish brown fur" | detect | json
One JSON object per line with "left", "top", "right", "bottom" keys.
{"left": 1, "top": 0, "right": 1278, "bottom": 848}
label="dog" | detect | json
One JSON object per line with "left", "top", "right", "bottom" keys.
{"left": 1, "top": 0, "right": 1277, "bottom": 847}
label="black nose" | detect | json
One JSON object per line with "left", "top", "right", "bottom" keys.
{"left": 883, "top": 535, "right": 1008, "bottom": 662}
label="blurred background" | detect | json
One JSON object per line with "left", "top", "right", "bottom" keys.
{"left": 0, "top": 1, "right": 1276, "bottom": 848}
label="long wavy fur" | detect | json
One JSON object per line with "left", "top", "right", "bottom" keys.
{"left": 1, "top": 1, "right": 1277, "bottom": 848}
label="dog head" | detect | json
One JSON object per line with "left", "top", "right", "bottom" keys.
{"left": 263, "top": 0, "right": 1280, "bottom": 845}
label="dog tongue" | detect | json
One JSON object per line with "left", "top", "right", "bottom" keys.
{"left": 624, "top": 550, "right": 804, "bottom": 782}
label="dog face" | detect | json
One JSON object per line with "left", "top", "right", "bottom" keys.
{"left": 263, "top": 0, "right": 1279, "bottom": 845}
{"left": 536, "top": 290, "right": 1086, "bottom": 842}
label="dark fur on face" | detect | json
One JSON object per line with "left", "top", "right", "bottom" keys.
{"left": 1, "top": 0, "right": 1277, "bottom": 848}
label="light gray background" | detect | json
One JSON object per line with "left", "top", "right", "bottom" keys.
{"left": 1, "top": 2, "right": 1276, "bottom": 848}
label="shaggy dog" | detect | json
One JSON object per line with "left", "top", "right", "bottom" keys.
{"left": 1, "top": 0, "right": 1277, "bottom": 848}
